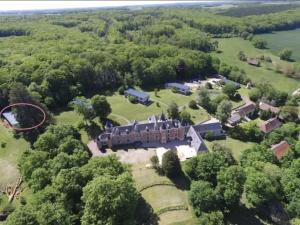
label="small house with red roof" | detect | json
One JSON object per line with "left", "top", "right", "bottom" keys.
{"left": 259, "top": 102, "right": 280, "bottom": 114}
{"left": 260, "top": 117, "right": 282, "bottom": 133}
{"left": 271, "top": 141, "right": 290, "bottom": 160}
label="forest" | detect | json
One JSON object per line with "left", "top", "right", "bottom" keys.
{"left": 1, "top": 3, "right": 300, "bottom": 225}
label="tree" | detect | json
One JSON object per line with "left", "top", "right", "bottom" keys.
{"left": 167, "top": 101, "right": 179, "bottom": 119}
{"left": 245, "top": 167, "right": 278, "bottom": 207}
{"left": 80, "top": 155, "right": 127, "bottom": 181}
{"left": 240, "top": 145, "right": 276, "bottom": 168}
{"left": 188, "top": 152, "right": 229, "bottom": 184}
{"left": 161, "top": 150, "right": 181, "bottom": 178}
{"left": 179, "top": 110, "right": 191, "bottom": 124}
{"left": 249, "top": 88, "right": 262, "bottom": 102}
{"left": 216, "top": 100, "right": 232, "bottom": 124}
{"left": 72, "top": 96, "right": 95, "bottom": 123}
{"left": 198, "top": 211, "right": 224, "bottom": 225}
{"left": 6, "top": 206, "right": 38, "bottom": 225}
{"left": 81, "top": 173, "right": 138, "bottom": 225}
{"left": 216, "top": 166, "right": 245, "bottom": 209}
{"left": 189, "top": 100, "right": 198, "bottom": 109}
{"left": 197, "top": 88, "right": 211, "bottom": 111}
{"left": 189, "top": 180, "right": 216, "bottom": 216}
{"left": 252, "top": 37, "right": 267, "bottom": 49}
{"left": 237, "top": 51, "right": 246, "bottom": 61}
{"left": 91, "top": 95, "right": 111, "bottom": 120}
{"left": 279, "top": 106, "right": 299, "bottom": 122}
{"left": 222, "top": 83, "right": 238, "bottom": 99}
{"left": 279, "top": 48, "right": 293, "bottom": 61}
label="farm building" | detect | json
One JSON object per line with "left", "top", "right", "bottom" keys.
{"left": 259, "top": 102, "right": 280, "bottom": 114}
{"left": 2, "top": 111, "right": 19, "bottom": 127}
{"left": 228, "top": 102, "right": 256, "bottom": 126}
{"left": 247, "top": 58, "right": 260, "bottom": 67}
{"left": 219, "top": 76, "right": 241, "bottom": 88}
{"left": 271, "top": 140, "right": 290, "bottom": 160}
{"left": 165, "top": 83, "right": 191, "bottom": 95}
{"left": 260, "top": 117, "right": 282, "bottom": 133}
{"left": 124, "top": 88, "right": 150, "bottom": 104}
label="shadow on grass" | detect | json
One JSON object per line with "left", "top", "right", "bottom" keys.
{"left": 135, "top": 196, "right": 159, "bottom": 225}
{"left": 169, "top": 171, "right": 191, "bottom": 191}
{"left": 225, "top": 205, "right": 264, "bottom": 225}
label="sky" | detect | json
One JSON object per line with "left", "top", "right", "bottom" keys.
{"left": 0, "top": 1, "right": 199, "bottom": 11}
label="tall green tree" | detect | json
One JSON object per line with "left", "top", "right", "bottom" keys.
{"left": 91, "top": 95, "right": 111, "bottom": 120}
{"left": 216, "top": 100, "right": 232, "bottom": 124}
{"left": 81, "top": 173, "right": 138, "bottom": 225}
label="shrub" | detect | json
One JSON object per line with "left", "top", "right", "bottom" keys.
{"left": 150, "top": 155, "right": 160, "bottom": 170}
{"left": 1, "top": 142, "right": 7, "bottom": 148}
{"left": 189, "top": 100, "right": 198, "bottom": 109}
{"left": 171, "top": 87, "right": 177, "bottom": 93}
{"left": 205, "top": 82, "right": 213, "bottom": 89}
{"left": 128, "top": 96, "right": 138, "bottom": 104}
{"left": 118, "top": 86, "right": 125, "bottom": 95}
{"left": 265, "top": 56, "right": 272, "bottom": 63}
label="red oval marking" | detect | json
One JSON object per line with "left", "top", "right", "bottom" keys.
{"left": 0, "top": 103, "right": 46, "bottom": 131}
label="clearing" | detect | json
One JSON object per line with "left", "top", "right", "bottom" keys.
{"left": 258, "top": 29, "right": 300, "bottom": 61}
{"left": 213, "top": 37, "right": 300, "bottom": 93}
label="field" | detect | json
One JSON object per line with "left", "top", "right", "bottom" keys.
{"left": 258, "top": 29, "right": 300, "bottom": 61}
{"left": 213, "top": 37, "right": 300, "bottom": 93}
{"left": 0, "top": 125, "right": 29, "bottom": 189}
{"left": 132, "top": 163, "right": 197, "bottom": 225}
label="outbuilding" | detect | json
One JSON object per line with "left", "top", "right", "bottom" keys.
{"left": 2, "top": 111, "right": 19, "bottom": 127}
{"left": 165, "top": 83, "right": 191, "bottom": 95}
{"left": 124, "top": 88, "right": 150, "bottom": 104}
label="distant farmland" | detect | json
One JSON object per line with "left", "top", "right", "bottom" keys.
{"left": 258, "top": 29, "right": 300, "bottom": 61}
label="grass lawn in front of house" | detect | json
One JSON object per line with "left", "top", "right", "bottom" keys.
{"left": 205, "top": 137, "right": 255, "bottom": 161}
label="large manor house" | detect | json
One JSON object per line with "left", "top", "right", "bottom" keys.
{"left": 97, "top": 113, "right": 225, "bottom": 153}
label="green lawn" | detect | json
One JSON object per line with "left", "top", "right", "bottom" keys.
{"left": 205, "top": 137, "right": 254, "bottom": 161}
{"left": 107, "top": 90, "right": 209, "bottom": 125}
{"left": 132, "top": 163, "right": 196, "bottom": 224}
{"left": 213, "top": 37, "right": 300, "bottom": 93}
{"left": 0, "top": 125, "right": 29, "bottom": 189}
{"left": 258, "top": 29, "right": 300, "bottom": 61}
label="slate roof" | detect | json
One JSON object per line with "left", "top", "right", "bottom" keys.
{"left": 166, "top": 83, "right": 190, "bottom": 91}
{"left": 187, "top": 126, "right": 208, "bottom": 152}
{"left": 260, "top": 117, "right": 282, "bottom": 133}
{"left": 125, "top": 88, "right": 149, "bottom": 99}
{"left": 2, "top": 112, "right": 19, "bottom": 126}
{"left": 228, "top": 112, "right": 242, "bottom": 125}
{"left": 259, "top": 102, "right": 280, "bottom": 114}
{"left": 220, "top": 76, "right": 241, "bottom": 88}
{"left": 271, "top": 141, "right": 290, "bottom": 160}
{"left": 193, "top": 120, "right": 222, "bottom": 134}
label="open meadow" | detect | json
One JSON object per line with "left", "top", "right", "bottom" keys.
{"left": 258, "top": 29, "right": 300, "bottom": 61}
{"left": 213, "top": 37, "right": 300, "bottom": 93}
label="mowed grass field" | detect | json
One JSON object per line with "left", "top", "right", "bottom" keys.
{"left": 107, "top": 89, "right": 209, "bottom": 125}
{"left": 132, "top": 163, "right": 197, "bottom": 225}
{"left": 213, "top": 38, "right": 300, "bottom": 93}
{"left": 205, "top": 137, "right": 254, "bottom": 161}
{"left": 258, "top": 29, "right": 300, "bottom": 61}
{"left": 0, "top": 125, "right": 29, "bottom": 189}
